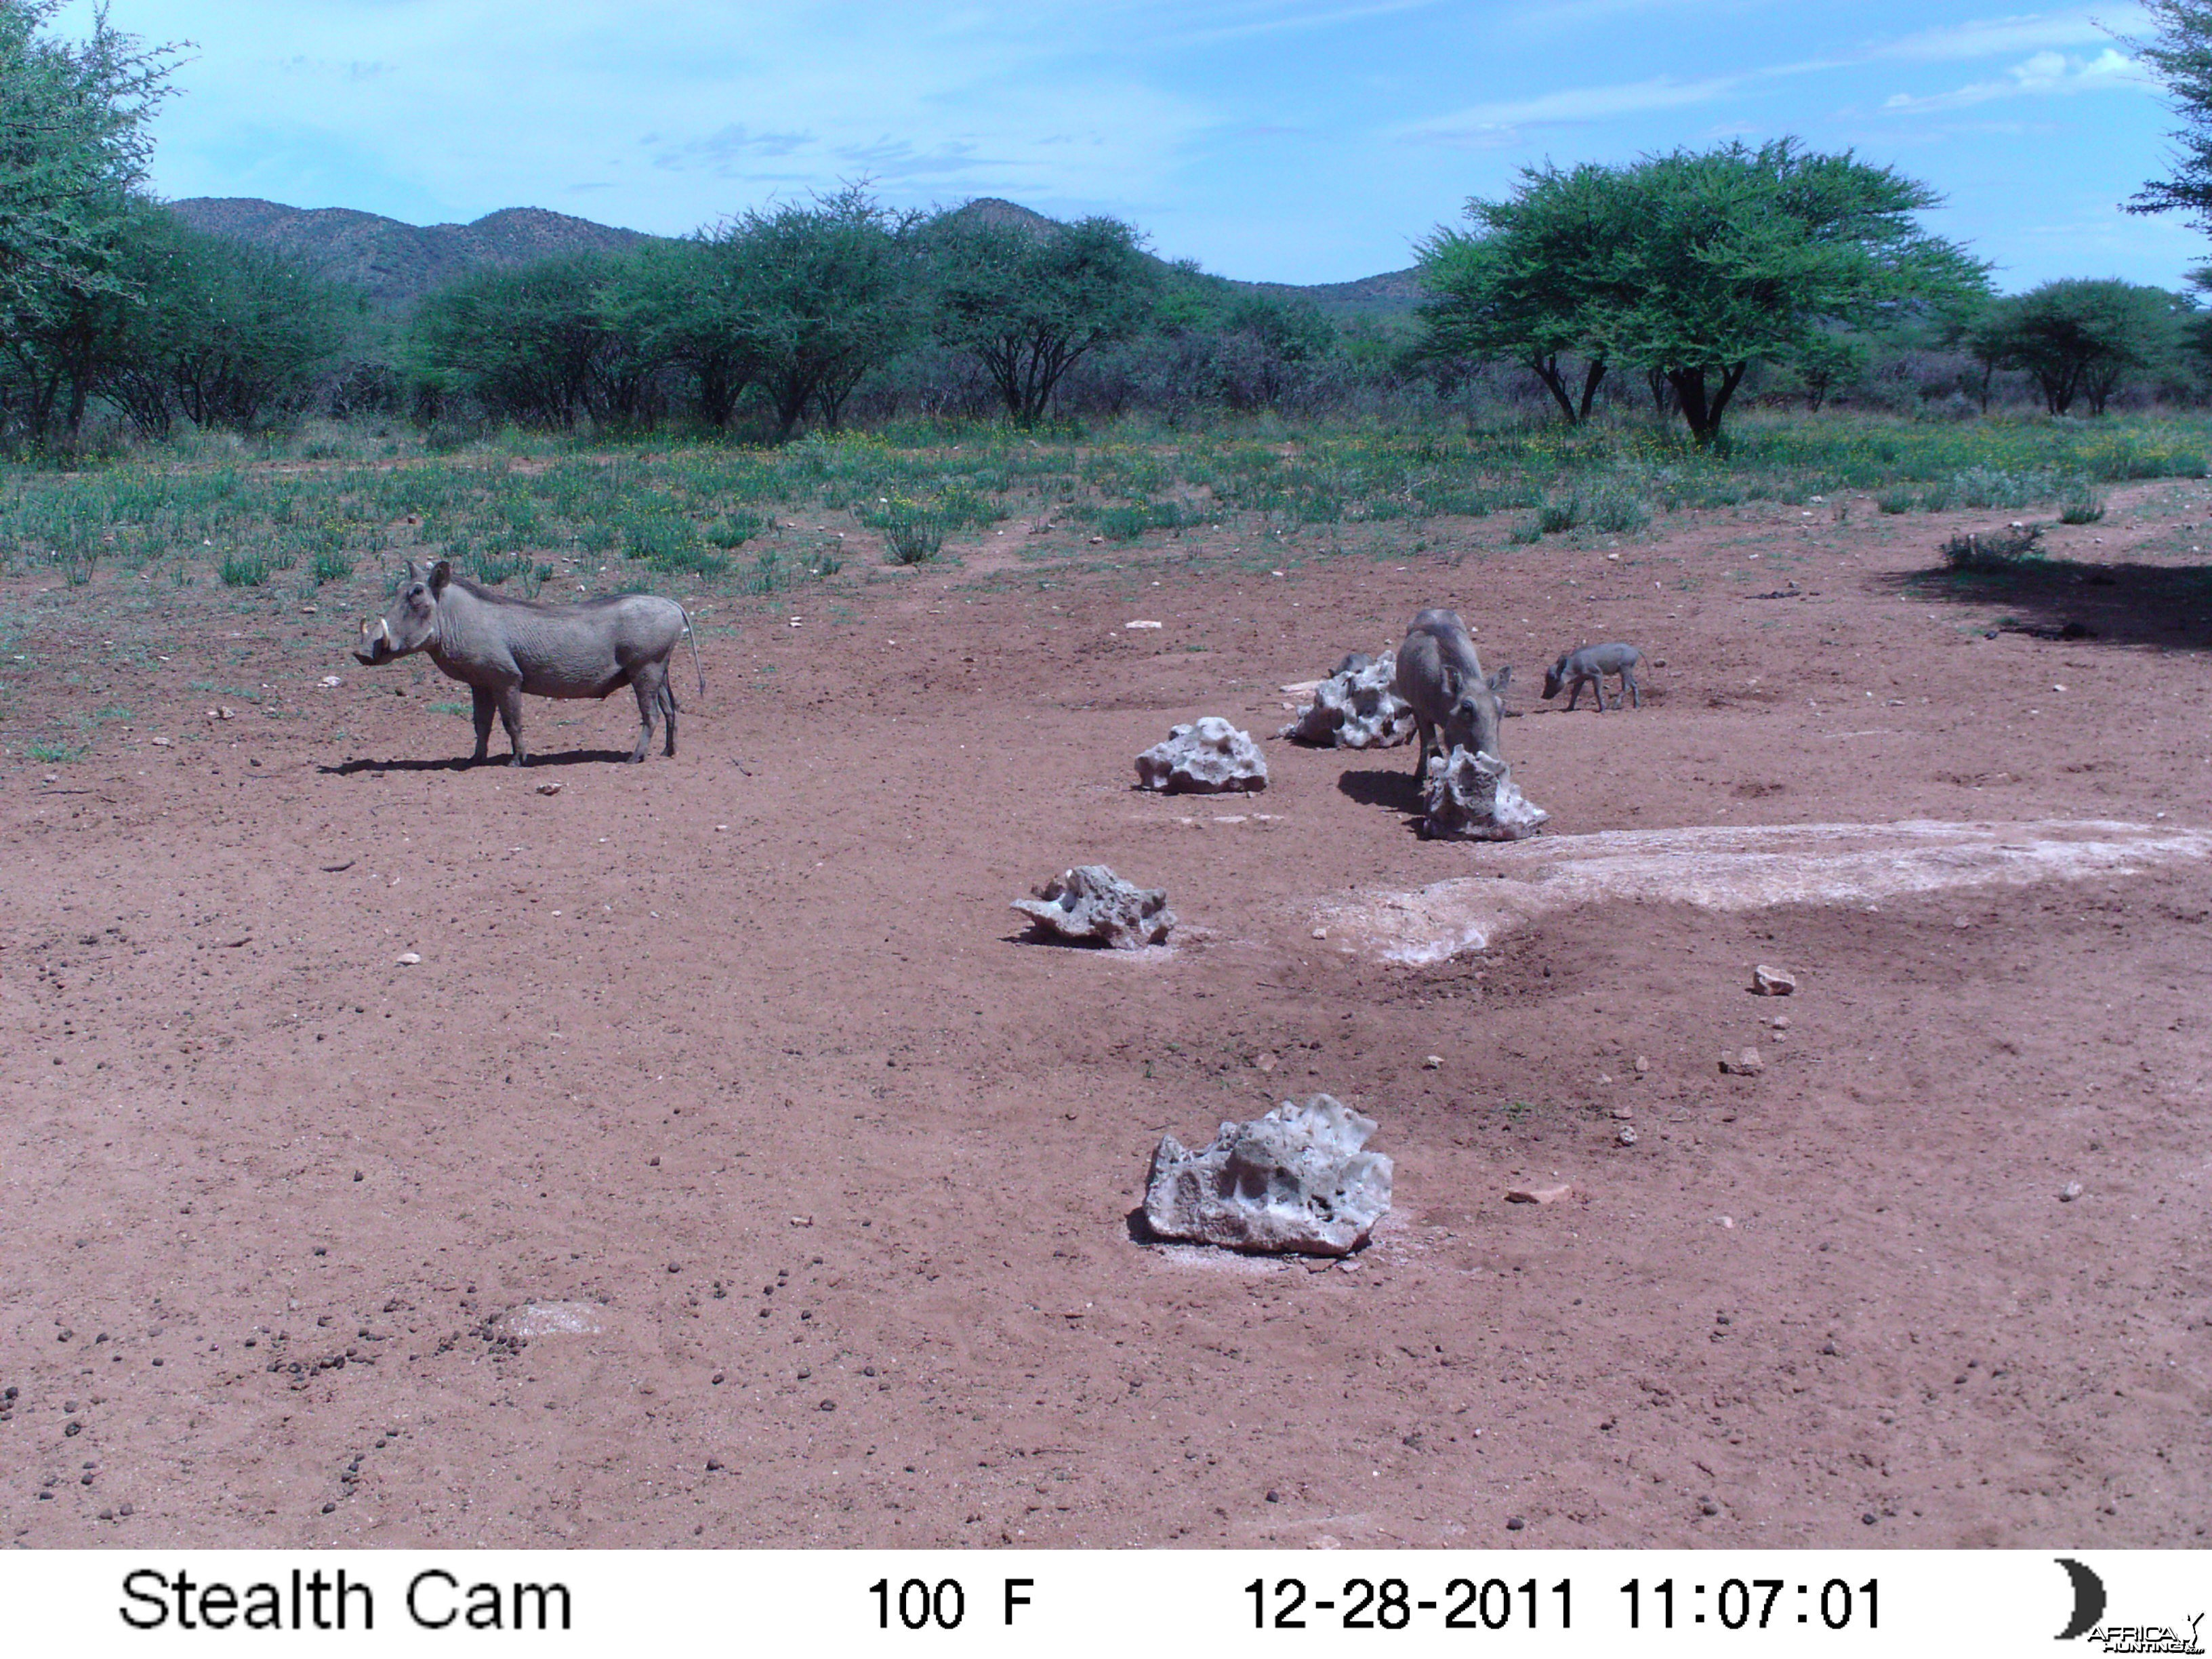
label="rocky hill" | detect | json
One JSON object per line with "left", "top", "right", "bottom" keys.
{"left": 167, "top": 194, "right": 1420, "bottom": 320}
{"left": 165, "top": 199, "right": 655, "bottom": 310}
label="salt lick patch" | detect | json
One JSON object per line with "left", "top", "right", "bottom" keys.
{"left": 1315, "top": 819, "right": 2212, "bottom": 965}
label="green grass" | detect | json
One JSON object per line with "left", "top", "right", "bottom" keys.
{"left": 0, "top": 409, "right": 2205, "bottom": 607}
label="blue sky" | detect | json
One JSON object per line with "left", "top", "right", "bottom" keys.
{"left": 60, "top": 0, "right": 2207, "bottom": 291}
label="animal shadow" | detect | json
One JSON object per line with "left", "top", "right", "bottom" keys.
{"left": 321, "top": 747, "right": 634, "bottom": 776}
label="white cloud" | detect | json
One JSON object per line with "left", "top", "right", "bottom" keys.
{"left": 1869, "top": 5, "right": 2148, "bottom": 64}
{"left": 1881, "top": 45, "right": 2147, "bottom": 113}
{"left": 1397, "top": 74, "right": 1751, "bottom": 144}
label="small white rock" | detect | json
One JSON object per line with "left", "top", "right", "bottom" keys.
{"left": 2060, "top": 1181, "right": 2083, "bottom": 1203}
{"left": 1505, "top": 1183, "right": 1571, "bottom": 1205}
{"left": 396, "top": 951, "right": 422, "bottom": 966}
{"left": 1422, "top": 1054, "right": 1443, "bottom": 1069}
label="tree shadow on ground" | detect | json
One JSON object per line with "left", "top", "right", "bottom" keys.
{"left": 1881, "top": 557, "right": 2212, "bottom": 652}
{"left": 319, "top": 747, "right": 636, "bottom": 775}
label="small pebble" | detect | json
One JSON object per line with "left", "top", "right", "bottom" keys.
{"left": 1504, "top": 1515, "right": 1525, "bottom": 1531}
{"left": 2060, "top": 1181, "right": 2084, "bottom": 1202}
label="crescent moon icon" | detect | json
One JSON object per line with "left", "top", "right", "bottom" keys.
{"left": 2055, "top": 1558, "right": 2106, "bottom": 1641}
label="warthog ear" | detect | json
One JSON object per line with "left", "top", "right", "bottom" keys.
{"left": 429, "top": 559, "right": 452, "bottom": 596}
{"left": 1439, "top": 663, "right": 1463, "bottom": 701}
{"left": 1489, "top": 665, "right": 1512, "bottom": 695}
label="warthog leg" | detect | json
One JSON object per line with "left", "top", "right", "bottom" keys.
{"left": 470, "top": 687, "right": 497, "bottom": 762}
{"left": 496, "top": 684, "right": 527, "bottom": 766}
{"left": 628, "top": 659, "right": 671, "bottom": 762}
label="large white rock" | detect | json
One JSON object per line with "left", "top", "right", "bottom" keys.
{"left": 1011, "top": 865, "right": 1174, "bottom": 949}
{"left": 1143, "top": 1095, "right": 1393, "bottom": 1256}
{"left": 1422, "top": 745, "right": 1549, "bottom": 841}
{"left": 1136, "top": 717, "right": 1268, "bottom": 794}
{"left": 1281, "top": 651, "right": 1416, "bottom": 749}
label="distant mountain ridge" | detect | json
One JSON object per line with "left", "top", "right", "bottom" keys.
{"left": 166, "top": 194, "right": 1420, "bottom": 320}
{"left": 165, "top": 199, "right": 655, "bottom": 310}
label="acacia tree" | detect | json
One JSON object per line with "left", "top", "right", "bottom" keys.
{"left": 0, "top": 0, "right": 178, "bottom": 437}
{"left": 714, "top": 187, "right": 918, "bottom": 436}
{"left": 88, "top": 207, "right": 349, "bottom": 434}
{"left": 1415, "top": 161, "right": 1624, "bottom": 424}
{"left": 407, "top": 254, "right": 645, "bottom": 428}
{"left": 600, "top": 240, "right": 751, "bottom": 427}
{"left": 1968, "top": 280, "right": 2184, "bottom": 415}
{"left": 1598, "top": 140, "right": 1986, "bottom": 445}
{"left": 2129, "top": 1, "right": 2212, "bottom": 255}
{"left": 1420, "top": 140, "right": 1985, "bottom": 445}
{"left": 928, "top": 212, "right": 1158, "bottom": 425}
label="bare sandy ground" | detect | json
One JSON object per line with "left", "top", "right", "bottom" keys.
{"left": 2, "top": 484, "right": 2209, "bottom": 1549}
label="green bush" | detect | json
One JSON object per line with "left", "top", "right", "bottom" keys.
{"left": 472, "top": 551, "right": 527, "bottom": 585}
{"left": 2056, "top": 482, "right": 2107, "bottom": 525}
{"left": 312, "top": 550, "right": 354, "bottom": 585}
{"left": 876, "top": 501, "right": 945, "bottom": 565}
{"left": 745, "top": 550, "right": 792, "bottom": 594}
{"left": 1949, "top": 466, "right": 2048, "bottom": 510}
{"left": 622, "top": 513, "right": 702, "bottom": 569}
{"left": 1875, "top": 487, "right": 1914, "bottom": 514}
{"left": 1509, "top": 514, "right": 1544, "bottom": 544}
{"left": 220, "top": 552, "right": 270, "bottom": 587}
{"left": 1942, "top": 522, "right": 2044, "bottom": 571}
{"left": 1536, "top": 493, "right": 1580, "bottom": 534}
{"left": 1091, "top": 499, "right": 1195, "bottom": 541}
{"left": 708, "top": 510, "right": 771, "bottom": 549}
{"left": 1588, "top": 486, "right": 1649, "bottom": 534}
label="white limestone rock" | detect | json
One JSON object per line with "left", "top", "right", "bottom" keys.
{"left": 1011, "top": 865, "right": 1174, "bottom": 949}
{"left": 1136, "top": 717, "right": 1268, "bottom": 794}
{"left": 1280, "top": 650, "right": 1416, "bottom": 749}
{"left": 1143, "top": 1095, "right": 1393, "bottom": 1256}
{"left": 1421, "top": 745, "right": 1549, "bottom": 841}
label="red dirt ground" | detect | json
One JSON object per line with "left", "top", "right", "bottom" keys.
{"left": 3, "top": 484, "right": 2210, "bottom": 1549}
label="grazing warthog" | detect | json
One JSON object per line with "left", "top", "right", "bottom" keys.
{"left": 354, "top": 560, "right": 702, "bottom": 766}
{"left": 1542, "top": 642, "right": 1644, "bottom": 712}
{"left": 1392, "top": 607, "right": 1511, "bottom": 778}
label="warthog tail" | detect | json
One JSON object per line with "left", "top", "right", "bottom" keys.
{"left": 677, "top": 603, "right": 705, "bottom": 698}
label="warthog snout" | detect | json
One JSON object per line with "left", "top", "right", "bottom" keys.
{"left": 353, "top": 616, "right": 394, "bottom": 666}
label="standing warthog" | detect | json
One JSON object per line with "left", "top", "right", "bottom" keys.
{"left": 353, "top": 560, "right": 702, "bottom": 766}
{"left": 1392, "top": 606, "right": 1511, "bottom": 778}
{"left": 1542, "top": 642, "right": 1644, "bottom": 712}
